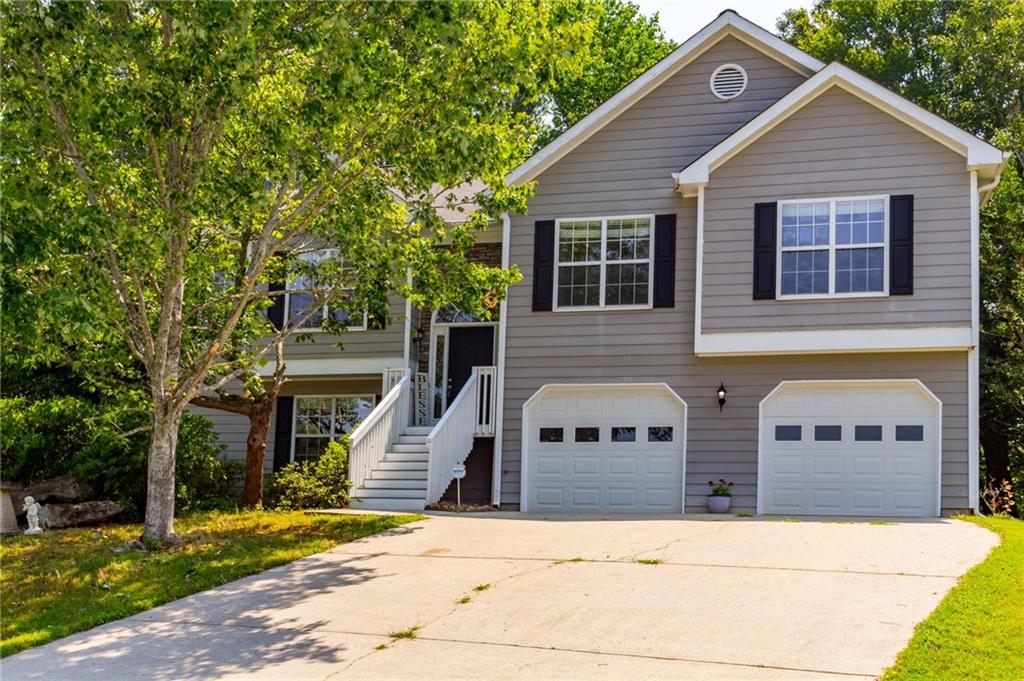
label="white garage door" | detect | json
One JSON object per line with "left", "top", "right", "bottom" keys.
{"left": 523, "top": 384, "right": 687, "bottom": 512}
{"left": 760, "top": 381, "right": 941, "bottom": 517}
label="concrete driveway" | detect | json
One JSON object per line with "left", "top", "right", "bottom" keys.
{"left": 5, "top": 513, "right": 996, "bottom": 680}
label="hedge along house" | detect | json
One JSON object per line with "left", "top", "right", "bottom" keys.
{"left": 200, "top": 10, "right": 1007, "bottom": 517}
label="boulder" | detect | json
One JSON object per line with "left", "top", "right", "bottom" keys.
{"left": 11, "top": 475, "right": 83, "bottom": 510}
{"left": 38, "top": 500, "right": 123, "bottom": 529}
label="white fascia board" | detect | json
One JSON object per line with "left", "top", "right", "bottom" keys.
{"left": 695, "top": 326, "right": 972, "bottom": 357}
{"left": 507, "top": 11, "right": 823, "bottom": 187}
{"left": 256, "top": 356, "right": 405, "bottom": 377}
{"left": 676, "top": 63, "right": 1006, "bottom": 194}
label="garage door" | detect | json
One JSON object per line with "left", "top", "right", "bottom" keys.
{"left": 523, "top": 384, "right": 687, "bottom": 512}
{"left": 760, "top": 381, "right": 940, "bottom": 517}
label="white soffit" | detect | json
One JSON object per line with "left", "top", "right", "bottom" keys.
{"left": 675, "top": 62, "right": 1008, "bottom": 196}
{"left": 505, "top": 10, "right": 823, "bottom": 186}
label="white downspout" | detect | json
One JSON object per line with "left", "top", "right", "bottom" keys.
{"left": 968, "top": 171, "right": 980, "bottom": 513}
{"left": 491, "top": 212, "right": 511, "bottom": 507}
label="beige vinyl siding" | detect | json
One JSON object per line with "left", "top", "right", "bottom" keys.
{"left": 701, "top": 87, "right": 972, "bottom": 331}
{"left": 503, "top": 39, "right": 971, "bottom": 513}
{"left": 194, "top": 376, "right": 384, "bottom": 471}
{"left": 282, "top": 293, "right": 407, "bottom": 359}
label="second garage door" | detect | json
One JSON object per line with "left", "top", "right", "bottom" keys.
{"left": 523, "top": 384, "right": 687, "bottom": 512}
{"left": 760, "top": 380, "right": 941, "bottom": 517}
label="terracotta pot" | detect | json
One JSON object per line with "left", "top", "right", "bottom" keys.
{"left": 707, "top": 495, "right": 732, "bottom": 514}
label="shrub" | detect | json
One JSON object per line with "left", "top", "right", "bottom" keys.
{"left": 0, "top": 397, "right": 236, "bottom": 518}
{"left": 266, "top": 439, "right": 351, "bottom": 510}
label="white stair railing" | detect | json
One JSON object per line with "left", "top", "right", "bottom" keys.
{"left": 425, "top": 374, "right": 478, "bottom": 505}
{"left": 472, "top": 366, "right": 497, "bottom": 436}
{"left": 349, "top": 374, "right": 412, "bottom": 491}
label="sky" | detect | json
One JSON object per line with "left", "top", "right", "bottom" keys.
{"left": 631, "top": 0, "right": 815, "bottom": 42}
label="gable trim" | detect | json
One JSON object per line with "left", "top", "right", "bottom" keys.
{"left": 674, "top": 63, "right": 1007, "bottom": 196}
{"left": 506, "top": 11, "right": 823, "bottom": 187}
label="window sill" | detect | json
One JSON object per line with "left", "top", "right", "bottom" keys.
{"left": 775, "top": 291, "right": 889, "bottom": 301}
{"left": 551, "top": 303, "right": 653, "bottom": 312}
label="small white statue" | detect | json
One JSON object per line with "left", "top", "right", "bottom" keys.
{"left": 23, "top": 496, "right": 42, "bottom": 535}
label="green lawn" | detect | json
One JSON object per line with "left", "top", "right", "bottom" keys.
{"left": 0, "top": 510, "right": 422, "bottom": 657}
{"left": 883, "top": 514, "right": 1024, "bottom": 681}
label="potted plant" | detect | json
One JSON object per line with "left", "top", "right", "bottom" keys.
{"left": 706, "top": 478, "right": 734, "bottom": 513}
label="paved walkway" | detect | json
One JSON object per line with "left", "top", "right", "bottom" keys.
{"left": 4, "top": 513, "right": 997, "bottom": 680}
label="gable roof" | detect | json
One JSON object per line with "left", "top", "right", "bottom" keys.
{"left": 673, "top": 62, "right": 1009, "bottom": 197}
{"left": 505, "top": 10, "right": 824, "bottom": 186}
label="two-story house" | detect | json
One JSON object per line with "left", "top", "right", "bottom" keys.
{"left": 198, "top": 10, "right": 1007, "bottom": 518}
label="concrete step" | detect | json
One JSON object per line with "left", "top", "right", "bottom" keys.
{"left": 354, "top": 487, "right": 425, "bottom": 500}
{"left": 386, "top": 451, "right": 429, "bottom": 463}
{"left": 391, "top": 443, "right": 429, "bottom": 454}
{"left": 363, "top": 478, "right": 427, "bottom": 490}
{"left": 350, "top": 497, "right": 426, "bottom": 512}
{"left": 397, "top": 435, "right": 429, "bottom": 445}
{"left": 377, "top": 460, "right": 428, "bottom": 471}
{"left": 405, "top": 426, "right": 433, "bottom": 436}
{"left": 370, "top": 469, "right": 428, "bottom": 481}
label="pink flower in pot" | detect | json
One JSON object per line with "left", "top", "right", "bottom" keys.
{"left": 707, "top": 478, "right": 734, "bottom": 514}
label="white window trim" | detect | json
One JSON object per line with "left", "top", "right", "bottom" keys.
{"left": 290, "top": 394, "right": 376, "bottom": 463}
{"left": 284, "top": 249, "right": 368, "bottom": 332}
{"left": 775, "top": 194, "right": 889, "bottom": 300}
{"left": 552, "top": 214, "right": 655, "bottom": 311}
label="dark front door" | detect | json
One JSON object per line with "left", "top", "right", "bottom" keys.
{"left": 446, "top": 326, "right": 494, "bottom": 405}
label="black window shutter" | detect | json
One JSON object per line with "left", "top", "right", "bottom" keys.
{"left": 267, "top": 281, "right": 286, "bottom": 330}
{"left": 753, "top": 202, "right": 777, "bottom": 300}
{"left": 653, "top": 214, "right": 676, "bottom": 308}
{"left": 272, "top": 396, "right": 294, "bottom": 472}
{"left": 890, "top": 194, "right": 914, "bottom": 295}
{"left": 532, "top": 220, "right": 555, "bottom": 311}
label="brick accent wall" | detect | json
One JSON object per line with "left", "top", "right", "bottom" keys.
{"left": 415, "top": 241, "right": 502, "bottom": 373}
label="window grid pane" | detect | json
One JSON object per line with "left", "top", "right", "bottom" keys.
{"left": 294, "top": 396, "right": 374, "bottom": 463}
{"left": 780, "top": 198, "right": 887, "bottom": 297}
{"left": 556, "top": 217, "right": 652, "bottom": 309}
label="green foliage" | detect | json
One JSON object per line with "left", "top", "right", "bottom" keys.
{"left": 0, "top": 510, "right": 421, "bottom": 656}
{"left": 265, "top": 440, "right": 351, "bottom": 511}
{"left": 534, "top": 0, "right": 674, "bottom": 148}
{"left": 779, "top": 0, "right": 1024, "bottom": 516}
{"left": 0, "top": 396, "right": 234, "bottom": 517}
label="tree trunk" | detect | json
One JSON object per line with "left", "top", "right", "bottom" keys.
{"left": 243, "top": 395, "right": 276, "bottom": 508}
{"left": 142, "top": 402, "right": 184, "bottom": 544}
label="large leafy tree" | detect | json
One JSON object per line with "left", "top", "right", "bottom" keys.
{"left": 779, "top": 0, "right": 1024, "bottom": 512}
{"left": 2, "top": 1, "right": 589, "bottom": 543}
{"left": 534, "top": 0, "right": 674, "bottom": 148}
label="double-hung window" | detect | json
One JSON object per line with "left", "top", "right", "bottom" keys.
{"left": 555, "top": 215, "right": 653, "bottom": 309}
{"left": 285, "top": 249, "right": 367, "bottom": 331}
{"left": 292, "top": 395, "right": 375, "bottom": 463}
{"left": 778, "top": 196, "right": 887, "bottom": 298}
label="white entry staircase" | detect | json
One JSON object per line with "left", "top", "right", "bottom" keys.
{"left": 351, "top": 426, "right": 431, "bottom": 511}
{"left": 349, "top": 367, "right": 496, "bottom": 513}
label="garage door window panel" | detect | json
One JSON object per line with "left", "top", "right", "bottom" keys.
{"left": 895, "top": 425, "right": 925, "bottom": 441}
{"left": 814, "top": 425, "right": 842, "bottom": 442}
{"left": 555, "top": 216, "right": 653, "bottom": 310}
{"left": 539, "top": 427, "right": 564, "bottom": 443}
{"left": 648, "top": 426, "right": 674, "bottom": 443}
{"left": 575, "top": 427, "right": 600, "bottom": 443}
{"left": 855, "top": 425, "right": 883, "bottom": 442}
{"left": 775, "top": 425, "right": 802, "bottom": 441}
{"left": 611, "top": 427, "right": 636, "bottom": 442}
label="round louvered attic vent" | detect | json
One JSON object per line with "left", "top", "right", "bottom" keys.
{"left": 710, "top": 63, "right": 748, "bottom": 100}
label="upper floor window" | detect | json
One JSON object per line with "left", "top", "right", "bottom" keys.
{"left": 285, "top": 249, "right": 367, "bottom": 331}
{"left": 777, "top": 196, "right": 888, "bottom": 298}
{"left": 555, "top": 215, "right": 653, "bottom": 309}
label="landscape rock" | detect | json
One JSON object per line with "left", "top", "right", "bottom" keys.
{"left": 38, "top": 500, "right": 123, "bottom": 529}
{"left": 11, "top": 475, "right": 83, "bottom": 510}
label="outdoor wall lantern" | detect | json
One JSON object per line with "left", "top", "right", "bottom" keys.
{"left": 717, "top": 382, "right": 728, "bottom": 411}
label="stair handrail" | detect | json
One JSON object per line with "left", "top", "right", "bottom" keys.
{"left": 424, "top": 373, "right": 478, "bottom": 505}
{"left": 349, "top": 374, "right": 412, "bottom": 491}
